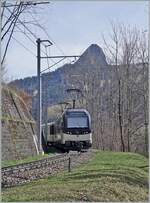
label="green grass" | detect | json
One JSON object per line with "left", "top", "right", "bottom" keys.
{"left": 2, "top": 151, "right": 149, "bottom": 202}
{"left": 2, "top": 153, "right": 50, "bottom": 167}
{"left": 2, "top": 146, "right": 60, "bottom": 168}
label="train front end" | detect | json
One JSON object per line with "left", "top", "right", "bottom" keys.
{"left": 62, "top": 109, "right": 92, "bottom": 151}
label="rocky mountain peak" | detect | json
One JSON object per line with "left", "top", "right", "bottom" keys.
{"left": 76, "top": 44, "right": 108, "bottom": 67}
{"left": 86, "top": 44, "right": 104, "bottom": 55}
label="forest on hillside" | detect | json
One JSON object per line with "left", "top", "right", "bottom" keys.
{"left": 65, "top": 24, "right": 148, "bottom": 156}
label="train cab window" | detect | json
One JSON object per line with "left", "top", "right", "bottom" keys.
{"left": 67, "top": 116, "right": 88, "bottom": 128}
{"left": 66, "top": 112, "right": 89, "bottom": 128}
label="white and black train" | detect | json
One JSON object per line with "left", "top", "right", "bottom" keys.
{"left": 42, "top": 108, "right": 92, "bottom": 152}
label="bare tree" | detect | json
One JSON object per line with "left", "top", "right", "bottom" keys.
{"left": 102, "top": 23, "right": 125, "bottom": 151}
{"left": 119, "top": 25, "right": 139, "bottom": 152}
{"left": 1, "top": 0, "right": 49, "bottom": 66}
{"left": 1, "top": 1, "right": 30, "bottom": 65}
{"left": 102, "top": 23, "right": 148, "bottom": 153}
{"left": 136, "top": 31, "right": 149, "bottom": 155}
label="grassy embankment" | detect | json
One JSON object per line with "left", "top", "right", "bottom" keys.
{"left": 1, "top": 147, "right": 57, "bottom": 167}
{"left": 2, "top": 151, "right": 149, "bottom": 202}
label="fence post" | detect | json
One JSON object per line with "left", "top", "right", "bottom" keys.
{"left": 68, "top": 157, "right": 71, "bottom": 172}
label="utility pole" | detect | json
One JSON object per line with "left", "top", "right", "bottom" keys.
{"left": 36, "top": 38, "right": 42, "bottom": 153}
{"left": 36, "top": 38, "right": 80, "bottom": 154}
{"left": 36, "top": 38, "right": 52, "bottom": 154}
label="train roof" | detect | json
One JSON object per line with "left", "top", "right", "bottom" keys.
{"left": 42, "top": 108, "right": 91, "bottom": 126}
{"left": 65, "top": 108, "right": 87, "bottom": 112}
{"left": 64, "top": 108, "right": 90, "bottom": 115}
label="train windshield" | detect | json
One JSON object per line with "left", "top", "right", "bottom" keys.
{"left": 66, "top": 112, "right": 88, "bottom": 128}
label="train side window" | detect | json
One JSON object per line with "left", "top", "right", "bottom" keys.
{"left": 50, "top": 124, "right": 55, "bottom": 135}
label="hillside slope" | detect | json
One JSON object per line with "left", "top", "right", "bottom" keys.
{"left": 2, "top": 151, "right": 149, "bottom": 202}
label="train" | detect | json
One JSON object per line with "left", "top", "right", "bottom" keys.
{"left": 42, "top": 108, "right": 92, "bottom": 152}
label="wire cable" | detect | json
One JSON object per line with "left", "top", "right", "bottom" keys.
{"left": 44, "top": 45, "right": 50, "bottom": 68}
{"left": 29, "top": 10, "right": 66, "bottom": 56}
{"left": 3, "top": 13, "right": 49, "bottom": 57}
{"left": 47, "top": 44, "right": 56, "bottom": 63}
{"left": 6, "top": 7, "right": 38, "bottom": 39}
{"left": 41, "top": 57, "right": 66, "bottom": 73}
{"left": 6, "top": 5, "right": 70, "bottom": 62}
{"left": 4, "top": 5, "right": 72, "bottom": 74}
{"left": 11, "top": 35, "right": 36, "bottom": 57}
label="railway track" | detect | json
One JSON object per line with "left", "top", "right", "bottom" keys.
{"left": 2, "top": 153, "right": 67, "bottom": 173}
{"left": 2, "top": 150, "right": 92, "bottom": 188}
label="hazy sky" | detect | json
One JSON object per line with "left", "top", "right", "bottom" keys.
{"left": 4, "top": 1, "right": 148, "bottom": 80}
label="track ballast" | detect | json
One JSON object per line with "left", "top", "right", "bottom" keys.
{"left": 2, "top": 150, "right": 92, "bottom": 188}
